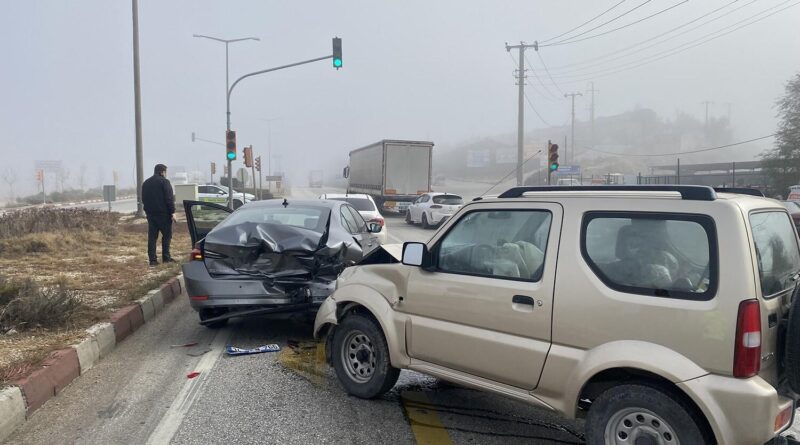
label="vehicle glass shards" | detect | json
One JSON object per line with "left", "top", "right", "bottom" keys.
{"left": 750, "top": 211, "right": 800, "bottom": 297}
{"left": 433, "top": 195, "right": 463, "bottom": 205}
{"left": 330, "top": 197, "right": 375, "bottom": 211}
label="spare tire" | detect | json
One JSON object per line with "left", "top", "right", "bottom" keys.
{"left": 784, "top": 284, "right": 800, "bottom": 393}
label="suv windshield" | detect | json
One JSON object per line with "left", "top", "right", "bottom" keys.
{"left": 750, "top": 211, "right": 800, "bottom": 296}
{"left": 433, "top": 195, "right": 463, "bottom": 205}
{"left": 217, "top": 206, "right": 329, "bottom": 233}
{"left": 329, "top": 197, "right": 375, "bottom": 211}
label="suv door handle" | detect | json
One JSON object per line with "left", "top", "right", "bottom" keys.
{"left": 512, "top": 295, "right": 535, "bottom": 306}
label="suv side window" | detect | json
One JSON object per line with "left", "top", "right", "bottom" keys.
{"left": 750, "top": 210, "right": 800, "bottom": 297}
{"left": 435, "top": 210, "right": 552, "bottom": 281}
{"left": 340, "top": 206, "right": 359, "bottom": 234}
{"left": 581, "top": 212, "right": 717, "bottom": 300}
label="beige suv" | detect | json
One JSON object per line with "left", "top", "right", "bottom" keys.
{"left": 314, "top": 185, "right": 800, "bottom": 445}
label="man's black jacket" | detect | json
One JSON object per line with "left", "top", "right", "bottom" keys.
{"left": 142, "top": 174, "right": 175, "bottom": 215}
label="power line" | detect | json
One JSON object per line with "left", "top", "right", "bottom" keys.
{"left": 542, "top": 0, "right": 800, "bottom": 83}
{"left": 543, "top": 0, "right": 656, "bottom": 46}
{"left": 506, "top": 51, "right": 551, "bottom": 100}
{"left": 540, "top": 0, "right": 628, "bottom": 44}
{"left": 524, "top": 92, "right": 555, "bottom": 126}
{"left": 547, "top": 0, "right": 744, "bottom": 72}
{"left": 584, "top": 134, "right": 775, "bottom": 157}
{"left": 541, "top": 0, "right": 690, "bottom": 47}
{"left": 524, "top": 58, "right": 562, "bottom": 100}
{"left": 536, "top": 51, "right": 566, "bottom": 95}
{"left": 480, "top": 150, "right": 543, "bottom": 196}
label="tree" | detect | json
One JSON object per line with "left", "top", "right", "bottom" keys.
{"left": 57, "top": 168, "right": 70, "bottom": 192}
{"left": 79, "top": 163, "right": 87, "bottom": 191}
{"left": 1, "top": 168, "right": 16, "bottom": 202}
{"left": 762, "top": 73, "right": 800, "bottom": 197}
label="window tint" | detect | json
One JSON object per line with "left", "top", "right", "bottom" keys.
{"left": 329, "top": 197, "right": 375, "bottom": 211}
{"left": 437, "top": 210, "right": 552, "bottom": 281}
{"left": 432, "top": 195, "right": 463, "bottom": 205}
{"left": 217, "top": 206, "right": 327, "bottom": 232}
{"left": 420, "top": 195, "right": 430, "bottom": 203}
{"left": 346, "top": 205, "right": 367, "bottom": 232}
{"left": 582, "top": 213, "right": 716, "bottom": 300}
{"left": 340, "top": 207, "right": 359, "bottom": 233}
{"left": 750, "top": 211, "right": 800, "bottom": 296}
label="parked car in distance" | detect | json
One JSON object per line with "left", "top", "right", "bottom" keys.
{"left": 315, "top": 185, "right": 800, "bottom": 445}
{"left": 783, "top": 201, "right": 800, "bottom": 230}
{"left": 405, "top": 192, "right": 464, "bottom": 229}
{"left": 319, "top": 193, "right": 387, "bottom": 245}
{"left": 182, "top": 199, "right": 383, "bottom": 328}
{"left": 197, "top": 184, "right": 255, "bottom": 208}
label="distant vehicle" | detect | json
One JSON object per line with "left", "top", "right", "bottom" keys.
{"left": 182, "top": 199, "right": 383, "bottom": 328}
{"left": 556, "top": 178, "right": 580, "bottom": 186}
{"left": 344, "top": 140, "right": 434, "bottom": 214}
{"left": 309, "top": 170, "right": 323, "bottom": 188}
{"left": 197, "top": 184, "right": 255, "bottom": 209}
{"left": 171, "top": 172, "right": 189, "bottom": 185}
{"left": 788, "top": 185, "right": 800, "bottom": 201}
{"left": 406, "top": 192, "right": 464, "bottom": 229}
{"left": 319, "top": 193, "right": 387, "bottom": 245}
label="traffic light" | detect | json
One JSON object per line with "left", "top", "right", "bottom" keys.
{"left": 226, "top": 130, "right": 237, "bottom": 161}
{"left": 332, "top": 37, "right": 342, "bottom": 69}
{"left": 243, "top": 146, "right": 253, "bottom": 168}
{"left": 255, "top": 156, "right": 261, "bottom": 172}
{"left": 548, "top": 141, "right": 559, "bottom": 172}
{"left": 35, "top": 169, "right": 43, "bottom": 182}
{"left": 210, "top": 162, "right": 216, "bottom": 175}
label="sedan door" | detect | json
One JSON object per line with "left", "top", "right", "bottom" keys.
{"left": 401, "top": 202, "right": 562, "bottom": 390}
{"left": 183, "top": 200, "right": 232, "bottom": 245}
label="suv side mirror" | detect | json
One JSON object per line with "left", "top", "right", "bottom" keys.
{"left": 402, "top": 242, "right": 431, "bottom": 268}
{"left": 368, "top": 223, "right": 382, "bottom": 233}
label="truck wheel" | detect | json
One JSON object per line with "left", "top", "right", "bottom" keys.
{"left": 586, "top": 384, "right": 709, "bottom": 445}
{"left": 332, "top": 313, "right": 399, "bottom": 399}
{"left": 421, "top": 213, "right": 431, "bottom": 229}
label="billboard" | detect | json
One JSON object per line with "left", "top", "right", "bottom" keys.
{"left": 466, "top": 150, "right": 490, "bottom": 168}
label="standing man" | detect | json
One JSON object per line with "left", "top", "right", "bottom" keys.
{"left": 142, "top": 164, "right": 176, "bottom": 266}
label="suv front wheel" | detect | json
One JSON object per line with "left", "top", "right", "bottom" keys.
{"left": 585, "top": 384, "right": 709, "bottom": 445}
{"left": 332, "top": 313, "right": 399, "bottom": 399}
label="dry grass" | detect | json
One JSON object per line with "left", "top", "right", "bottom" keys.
{"left": 0, "top": 209, "right": 191, "bottom": 384}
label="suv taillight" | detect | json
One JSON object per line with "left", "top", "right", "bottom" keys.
{"left": 733, "top": 299, "right": 761, "bottom": 378}
{"left": 190, "top": 246, "right": 203, "bottom": 261}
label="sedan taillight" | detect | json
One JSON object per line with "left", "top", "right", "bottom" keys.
{"left": 733, "top": 299, "right": 761, "bottom": 378}
{"left": 369, "top": 217, "right": 385, "bottom": 227}
{"left": 190, "top": 247, "right": 203, "bottom": 261}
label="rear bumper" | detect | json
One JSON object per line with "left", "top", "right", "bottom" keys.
{"left": 677, "top": 374, "right": 796, "bottom": 444}
{"left": 181, "top": 261, "right": 334, "bottom": 312}
{"left": 430, "top": 212, "right": 454, "bottom": 225}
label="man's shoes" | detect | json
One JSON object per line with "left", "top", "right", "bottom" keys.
{"left": 149, "top": 260, "right": 159, "bottom": 267}
{"left": 162, "top": 257, "right": 177, "bottom": 264}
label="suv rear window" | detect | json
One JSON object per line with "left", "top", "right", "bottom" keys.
{"left": 750, "top": 211, "right": 800, "bottom": 297}
{"left": 582, "top": 212, "right": 717, "bottom": 300}
{"left": 432, "top": 195, "right": 463, "bottom": 205}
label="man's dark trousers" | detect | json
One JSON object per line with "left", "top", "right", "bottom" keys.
{"left": 147, "top": 214, "right": 172, "bottom": 262}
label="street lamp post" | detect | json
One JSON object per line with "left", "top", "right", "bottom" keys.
{"left": 193, "top": 34, "right": 259, "bottom": 209}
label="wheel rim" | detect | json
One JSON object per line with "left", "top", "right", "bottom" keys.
{"left": 340, "top": 329, "right": 376, "bottom": 383}
{"left": 605, "top": 407, "right": 680, "bottom": 445}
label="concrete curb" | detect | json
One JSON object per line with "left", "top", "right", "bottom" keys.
{"left": 0, "top": 274, "right": 184, "bottom": 441}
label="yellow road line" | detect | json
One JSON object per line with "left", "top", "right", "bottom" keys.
{"left": 401, "top": 390, "right": 455, "bottom": 445}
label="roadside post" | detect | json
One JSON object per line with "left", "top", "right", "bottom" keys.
{"left": 103, "top": 185, "right": 116, "bottom": 212}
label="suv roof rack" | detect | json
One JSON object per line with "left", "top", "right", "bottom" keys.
{"left": 496, "top": 185, "right": 717, "bottom": 201}
{"left": 713, "top": 187, "right": 764, "bottom": 197}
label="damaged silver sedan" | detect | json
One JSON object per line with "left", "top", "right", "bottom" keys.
{"left": 182, "top": 199, "right": 384, "bottom": 328}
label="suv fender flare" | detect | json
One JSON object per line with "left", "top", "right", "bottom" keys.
{"left": 549, "top": 341, "right": 707, "bottom": 416}
{"left": 313, "top": 284, "right": 410, "bottom": 369}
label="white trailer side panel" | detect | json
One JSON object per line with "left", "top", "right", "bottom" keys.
{"left": 348, "top": 143, "right": 384, "bottom": 194}
{"left": 384, "top": 142, "right": 431, "bottom": 196}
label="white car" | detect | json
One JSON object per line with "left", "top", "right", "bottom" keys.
{"left": 406, "top": 192, "right": 464, "bottom": 229}
{"left": 197, "top": 184, "right": 255, "bottom": 209}
{"left": 318, "top": 193, "right": 388, "bottom": 245}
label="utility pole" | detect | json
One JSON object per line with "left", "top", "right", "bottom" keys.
{"left": 565, "top": 92, "right": 583, "bottom": 165}
{"left": 506, "top": 41, "right": 538, "bottom": 186}
{"left": 701, "top": 100, "right": 714, "bottom": 142}
{"left": 587, "top": 82, "right": 597, "bottom": 150}
{"left": 132, "top": 0, "right": 145, "bottom": 217}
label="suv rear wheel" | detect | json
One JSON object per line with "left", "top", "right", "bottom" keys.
{"left": 332, "top": 313, "right": 399, "bottom": 399}
{"left": 586, "top": 384, "right": 709, "bottom": 445}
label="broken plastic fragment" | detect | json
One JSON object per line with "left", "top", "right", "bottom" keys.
{"left": 186, "top": 371, "right": 200, "bottom": 379}
{"left": 171, "top": 342, "right": 199, "bottom": 348}
{"left": 225, "top": 344, "right": 281, "bottom": 356}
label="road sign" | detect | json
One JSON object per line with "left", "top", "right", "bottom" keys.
{"left": 264, "top": 175, "right": 282, "bottom": 181}
{"left": 103, "top": 185, "right": 116, "bottom": 202}
{"left": 467, "top": 150, "right": 490, "bottom": 168}
{"left": 34, "top": 160, "right": 62, "bottom": 173}
{"left": 554, "top": 165, "right": 581, "bottom": 175}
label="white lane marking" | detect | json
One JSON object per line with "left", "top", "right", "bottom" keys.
{"left": 145, "top": 328, "right": 232, "bottom": 445}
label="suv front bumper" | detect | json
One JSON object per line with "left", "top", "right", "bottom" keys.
{"left": 678, "top": 374, "right": 795, "bottom": 444}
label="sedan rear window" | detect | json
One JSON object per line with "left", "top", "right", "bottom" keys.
{"left": 432, "top": 195, "right": 463, "bottom": 205}
{"left": 329, "top": 198, "right": 375, "bottom": 211}
{"left": 750, "top": 211, "right": 800, "bottom": 297}
{"left": 217, "top": 206, "right": 328, "bottom": 233}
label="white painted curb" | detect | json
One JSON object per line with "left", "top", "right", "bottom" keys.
{"left": 86, "top": 323, "right": 116, "bottom": 359}
{"left": 72, "top": 336, "right": 100, "bottom": 374}
{"left": 148, "top": 289, "right": 164, "bottom": 314}
{"left": 0, "top": 386, "right": 26, "bottom": 442}
{"left": 137, "top": 295, "right": 156, "bottom": 323}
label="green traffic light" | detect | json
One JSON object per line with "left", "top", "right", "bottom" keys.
{"left": 333, "top": 58, "right": 342, "bottom": 68}
{"left": 227, "top": 152, "right": 236, "bottom": 161}
{"left": 549, "top": 163, "right": 558, "bottom": 171}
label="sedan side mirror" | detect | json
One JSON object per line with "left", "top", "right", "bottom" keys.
{"left": 402, "top": 242, "right": 431, "bottom": 268}
{"left": 368, "top": 223, "right": 382, "bottom": 233}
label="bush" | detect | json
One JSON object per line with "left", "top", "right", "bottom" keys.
{"left": 0, "top": 207, "right": 119, "bottom": 240}
{"left": 0, "top": 277, "right": 85, "bottom": 332}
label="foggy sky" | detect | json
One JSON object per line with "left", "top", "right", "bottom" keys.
{"left": 2, "top": 0, "right": 799, "bottom": 195}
